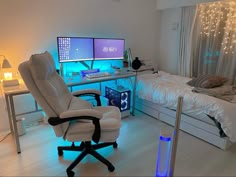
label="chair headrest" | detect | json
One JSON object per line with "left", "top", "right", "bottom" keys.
{"left": 29, "top": 51, "right": 56, "bottom": 80}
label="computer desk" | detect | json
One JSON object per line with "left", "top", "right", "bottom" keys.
{"left": 3, "top": 72, "right": 137, "bottom": 153}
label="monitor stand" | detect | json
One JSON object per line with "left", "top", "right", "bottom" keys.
{"left": 60, "top": 63, "right": 64, "bottom": 77}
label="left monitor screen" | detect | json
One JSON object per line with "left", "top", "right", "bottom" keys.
{"left": 57, "top": 37, "right": 94, "bottom": 63}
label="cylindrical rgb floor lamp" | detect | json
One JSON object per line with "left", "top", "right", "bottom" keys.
{"left": 156, "top": 96, "right": 183, "bottom": 177}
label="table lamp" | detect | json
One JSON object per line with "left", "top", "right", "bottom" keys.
{"left": 0, "top": 55, "right": 19, "bottom": 87}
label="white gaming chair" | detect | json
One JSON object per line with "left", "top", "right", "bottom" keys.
{"left": 18, "top": 51, "right": 121, "bottom": 177}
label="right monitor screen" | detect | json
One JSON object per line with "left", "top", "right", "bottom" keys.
{"left": 94, "top": 38, "right": 125, "bottom": 60}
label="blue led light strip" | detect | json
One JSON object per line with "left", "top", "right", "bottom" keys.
{"left": 159, "top": 136, "right": 171, "bottom": 142}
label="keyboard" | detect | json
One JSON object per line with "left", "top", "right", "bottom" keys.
{"left": 86, "top": 72, "right": 111, "bottom": 79}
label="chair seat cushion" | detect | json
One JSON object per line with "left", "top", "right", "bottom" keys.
{"left": 64, "top": 106, "right": 121, "bottom": 142}
{"left": 93, "top": 106, "right": 121, "bottom": 130}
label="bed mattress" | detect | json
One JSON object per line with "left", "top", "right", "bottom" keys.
{"left": 122, "top": 71, "right": 236, "bottom": 142}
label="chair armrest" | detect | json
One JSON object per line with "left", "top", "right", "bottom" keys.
{"left": 72, "top": 89, "right": 101, "bottom": 97}
{"left": 72, "top": 89, "right": 102, "bottom": 106}
{"left": 59, "top": 109, "right": 103, "bottom": 119}
{"left": 48, "top": 109, "right": 103, "bottom": 143}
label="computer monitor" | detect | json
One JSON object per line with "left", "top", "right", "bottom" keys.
{"left": 94, "top": 38, "right": 125, "bottom": 60}
{"left": 57, "top": 37, "right": 94, "bottom": 63}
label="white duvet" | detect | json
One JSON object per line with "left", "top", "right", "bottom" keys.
{"left": 135, "top": 71, "right": 236, "bottom": 142}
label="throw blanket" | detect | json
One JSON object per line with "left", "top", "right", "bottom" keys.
{"left": 192, "top": 85, "right": 236, "bottom": 103}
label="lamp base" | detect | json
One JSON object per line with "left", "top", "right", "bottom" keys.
{"left": 2, "top": 79, "right": 19, "bottom": 87}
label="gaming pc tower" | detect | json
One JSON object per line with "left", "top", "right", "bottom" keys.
{"left": 105, "top": 86, "right": 131, "bottom": 118}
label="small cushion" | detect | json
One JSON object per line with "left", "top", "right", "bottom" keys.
{"left": 187, "top": 75, "right": 228, "bottom": 88}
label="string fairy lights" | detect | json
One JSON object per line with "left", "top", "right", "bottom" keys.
{"left": 198, "top": 1, "right": 236, "bottom": 55}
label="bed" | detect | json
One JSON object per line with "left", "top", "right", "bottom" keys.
{"left": 122, "top": 71, "right": 236, "bottom": 149}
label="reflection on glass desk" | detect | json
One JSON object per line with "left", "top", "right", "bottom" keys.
{"left": 64, "top": 72, "right": 136, "bottom": 87}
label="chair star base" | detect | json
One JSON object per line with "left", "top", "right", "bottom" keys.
{"left": 57, "top": 141, "right": 118, "bottom": 177}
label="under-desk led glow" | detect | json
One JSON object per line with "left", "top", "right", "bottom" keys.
{"left": 62, "top": 60, "right": 123, "bottom": 76}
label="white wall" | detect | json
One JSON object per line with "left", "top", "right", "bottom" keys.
{"left": 0, "top": 0, "right": 159, "bottom": 69}
{"left": 0, "top": 0, "right": 159, "bottom": 132}
{"left": 158, "top": 8, "right": 182, "bottom": 74}
{"left": 156, "top": 0, "right": 219, "bottom": 10}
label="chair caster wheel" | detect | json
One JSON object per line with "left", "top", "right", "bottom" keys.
{"left": 58, "top": 149, "right": 63, "bottom": 156}
{"left": 67, "top": 170, "right": 75, "bottom": 177}
{"left": 113, "top": 142, "right": 118, "bottom": 148}
{"left": 108, "top": 165, "right": 115, "bottom": 172}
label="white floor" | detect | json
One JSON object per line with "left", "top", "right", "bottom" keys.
{"left": 1, "top": 111, "right": 236, "bottom": 176}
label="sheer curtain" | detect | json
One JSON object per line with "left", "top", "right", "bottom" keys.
{"left": 190, "top": 1, "right": 236, "bottom": 84}
{"left": 216, "top": 2, "right": 236, "bottom": 84}
{"left": 178, "top": 6, "right": 196, "bottom": 77}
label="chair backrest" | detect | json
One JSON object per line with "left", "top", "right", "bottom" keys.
{"left": 18, "top": 51, "right": 72, "bottom": 137}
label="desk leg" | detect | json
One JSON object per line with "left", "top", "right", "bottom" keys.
{"left": 99, "top": 82, "right": 102, "bottom": 91}
{"left": 9, "top": 95, "right": 21, "bottom": 153}
{"left": 35, "top": 99, "right": 39, "bottom": 111}
{"left": 132, "top": 74, "right": 137, "bottom": 116}
{"left": 5, "top": 94, "right": 13, "bottom": 133}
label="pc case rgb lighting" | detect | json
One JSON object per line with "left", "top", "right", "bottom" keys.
{"left": 105, "top": 86, "right": 130, "bottom": 118}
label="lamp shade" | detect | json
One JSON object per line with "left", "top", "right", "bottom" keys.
{"left": 2, "top": 58, "right": 12, "bottom": 68}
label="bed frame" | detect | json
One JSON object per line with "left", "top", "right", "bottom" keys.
{"left": 135, "top": 98, "right": 232, "bottom": 150}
